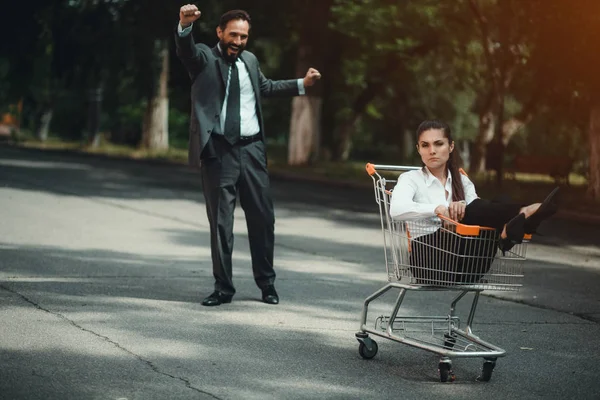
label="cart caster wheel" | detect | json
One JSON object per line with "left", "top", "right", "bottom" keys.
{"left": 443, "top": 333, "right": 457, "bottom": 349}
{"left": 358, "top": 340, "right": 378, "bottom": 359}
{"left": 476, "top": 359, "right": 496, "bottom": 382}
{"left": 438, "top": 361, "right": 455, "bottom": 383}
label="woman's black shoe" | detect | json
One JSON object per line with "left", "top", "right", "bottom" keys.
{"left": 524, "top": 187, "right": 559, "bottom": 234}
{"left": 498, "top": 213, "right": 526, "bottom": 254}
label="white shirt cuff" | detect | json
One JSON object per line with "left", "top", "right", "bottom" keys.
{"left": 297, "top": 79, "right": 305, "bottom": 95}
{"left": 178, "top": 23, "right": 193, "bottom": 37}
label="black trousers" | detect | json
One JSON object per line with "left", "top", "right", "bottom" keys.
{"left": 410, "top": 199, "right": 522, "bottom": 284}
{"left": 200, "top": 135, "right": 275, "bottom": 295}
{"left": 461, "top": 198, "right": 522, "bottom": 231}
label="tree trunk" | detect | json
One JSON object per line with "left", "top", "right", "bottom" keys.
{"left": 470, "top": 108, "right": 496, "bottom": 174}
{"left": 501, "top": 95, "right": 537, "bottom": 145}
{"left": 467, "top": 0, "right": 518, "bottom": 180}
{"left": 142, "top": 39, "right": 169, "bottom": 150}
{"left": 402, "top": 129, "right": 415, "bottom": 161}
{"left": 332, "top": 81, "right": 382, "bottom": 161}
{"left": 288, "top": 40, "right": 323, "bottom": 165}
{"left": 87, "top": 87, "right": 103, "bottom": 148}
{"left": 494, "top": 95, "right": 506, "bottom": 186}
{"left": 287, "top": 0, "right": 330, "bottom": 165}
{"left": 335, "top": 117, "right": 361, "bottom": 161}
{"left": 470, "top": 100, "right": 534, "bottom": 173}
{"left": 588, "top": 102, "right": 600, "bottom": 200}
{"left": 288, "top": 96, "right": 322, "bottom": 165}
{"left": 35, "top": 107, "right": 53, "bottom": 142}
{"left": 456, "top": 139, "right": 470, "bottom": 170}
{"left": 502, "top": 116, "right": 527, "bottom": 145}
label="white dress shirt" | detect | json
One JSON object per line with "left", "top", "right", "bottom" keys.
{"left": 221, "top": 50, "right": 260, "bottom": 137}
{"left": 178, "top": 23, "right": 305, "bottom": 137}
{"left": 389, "top": 167, "right": 478, "bottom": 220}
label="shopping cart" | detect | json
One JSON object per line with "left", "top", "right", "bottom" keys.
{"left": 355, "top": 163, "right": 529, "bottom": 382}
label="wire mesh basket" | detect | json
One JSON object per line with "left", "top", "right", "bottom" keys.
{"left": 388, "top": 217, "right": 526, "bottom": 290}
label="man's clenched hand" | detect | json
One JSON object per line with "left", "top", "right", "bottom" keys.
{"left": 303, "top": 68, "right": 322, "bottom": 87}
{"left": 180, "top": 4, "right": 201, "bottom": 28}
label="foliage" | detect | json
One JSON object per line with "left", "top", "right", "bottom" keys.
{"left": 0, "top": 0, "right": 596, "bottom": 179}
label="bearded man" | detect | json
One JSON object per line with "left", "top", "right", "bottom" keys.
{"left": 175, "top": 4, "right": 321, "bottom": 306}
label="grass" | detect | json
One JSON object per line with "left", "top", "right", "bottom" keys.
{"left": 15, "top": 134, "right": 189, "bottom": 163}
{"left": 7, "top": 133, "right": 599, "bottom": 217}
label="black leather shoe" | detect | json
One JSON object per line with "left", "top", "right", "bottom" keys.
{"left": 261, "top": 285, "right": 279, "bottom": 305}
{"left": 524, "top": 187, "right": 559, "bottom": 234}
{"left": 201, "top": 291, "right": 233, "bottom": 307}
{"left": 498, "top": 213, "right": 526, "bottom": 254}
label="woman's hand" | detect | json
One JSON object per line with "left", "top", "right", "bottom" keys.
{"left": 448, "top": 201, "right": 466, "bottom": 221}
{"left": 434, "top": 205, "right": 450, "bottom": 218}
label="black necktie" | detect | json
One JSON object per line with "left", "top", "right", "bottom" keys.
{"left": 224, "top": 62, "right": 241, "bottom": 145}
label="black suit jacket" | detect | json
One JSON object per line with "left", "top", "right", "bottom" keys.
{"left": 174, "top": 28, "right": 300, "bottom": 167}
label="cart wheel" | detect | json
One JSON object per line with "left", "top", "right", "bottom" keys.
{"left": 443, "top": 333, "right": 457, "bottom": 349}
{"left": 358, "top": 340, "right": 378, "bottom": 359}
{"left": 438, "top": 361, "right": 455, "bottom": 383}
{"left": 477, "top": 359, "right": 496, "bottom": 382}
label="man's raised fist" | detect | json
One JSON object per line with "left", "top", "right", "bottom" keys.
{"left": 180, "top": 4, "right": 201, "bottom": 27}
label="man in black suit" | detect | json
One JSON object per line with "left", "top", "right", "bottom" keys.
{"left": 175, "top": 4, "right": 321, "bottom": 306}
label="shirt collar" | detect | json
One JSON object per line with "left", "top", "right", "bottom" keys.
{"left": 422, "top": 167, "right": 452, "bottom": 187}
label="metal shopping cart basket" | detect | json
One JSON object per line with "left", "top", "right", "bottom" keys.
{"left": 355, "top": 164, "right": 529, "bottom": 382}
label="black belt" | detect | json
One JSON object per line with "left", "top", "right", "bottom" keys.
{"left": 238, "top": 134, "right": 261, "bottom": 144}
{"left": 213, "top": 133, "right": 261, "bottom": 145}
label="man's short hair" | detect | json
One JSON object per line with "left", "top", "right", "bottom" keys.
{"left": 219, "top": 10, "right": 251, "bottom": 31}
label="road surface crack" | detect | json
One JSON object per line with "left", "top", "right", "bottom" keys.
{"left": 0, "top": 283, "right": 224, "bottom": 400}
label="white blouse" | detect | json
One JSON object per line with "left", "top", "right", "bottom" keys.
{"left": 389, "top": 167, "right": 478, "bottom": 220}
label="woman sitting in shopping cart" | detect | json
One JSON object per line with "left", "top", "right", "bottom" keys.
{"left": 388, "top": 119, "right": 558, "bottom": 284}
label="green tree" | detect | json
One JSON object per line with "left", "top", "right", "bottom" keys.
{"left": 462, "top": 0, "right": 540, "bottom": 180}
{"left": 327, "top": 0, "right": 443, "bottom": 161}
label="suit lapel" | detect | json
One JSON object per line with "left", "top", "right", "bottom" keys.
{"left": 240, "top": 53, "right": 260, "bottom": 99}
{"left": 212, "top": 46, "right": 228, "bottom": 89}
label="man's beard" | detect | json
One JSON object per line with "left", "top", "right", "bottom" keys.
{"left": 220, "top": 40, "right": 245, "bottom": 63}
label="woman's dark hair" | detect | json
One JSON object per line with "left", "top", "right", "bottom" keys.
{"left": 219, "top": 10, "right": 252, "bottom": 31}
{"left": 416, "top": 120, "right": 465, "bottom": 202}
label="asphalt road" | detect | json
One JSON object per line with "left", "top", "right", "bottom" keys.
{"left": 1, "top": 144, "right": 599, "bottom": 400}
